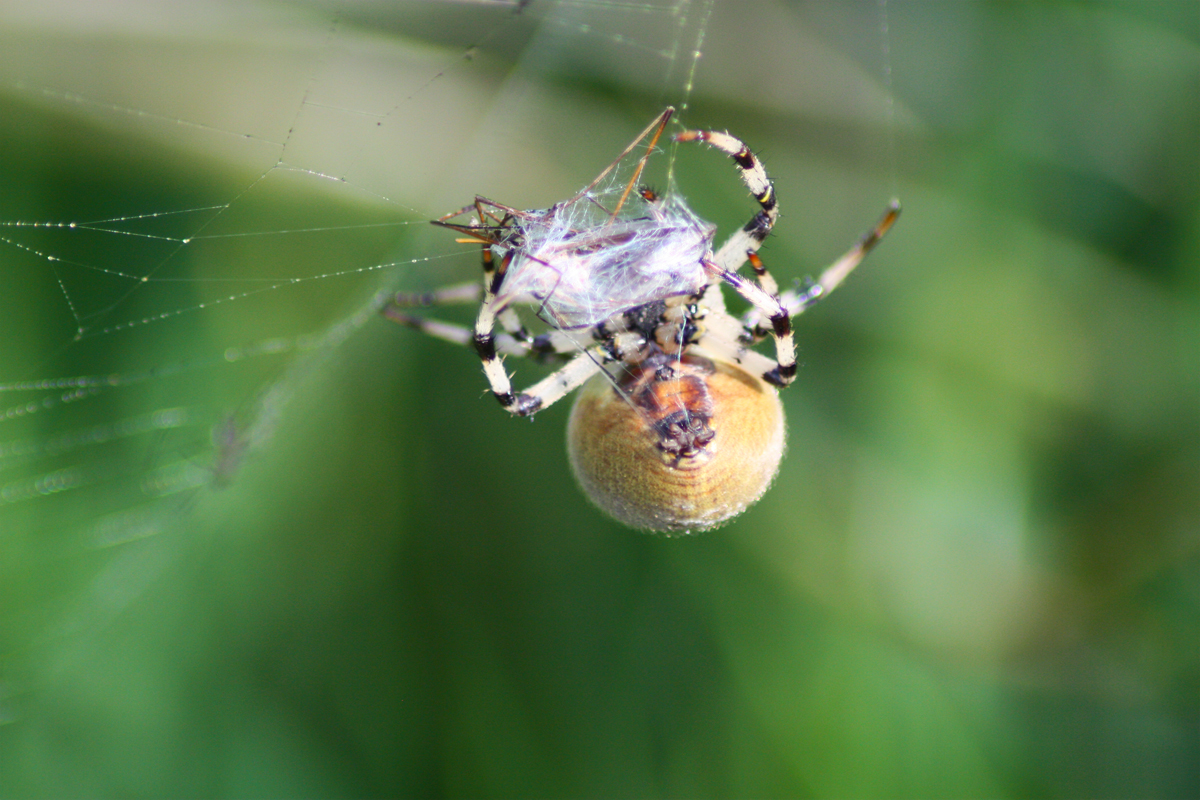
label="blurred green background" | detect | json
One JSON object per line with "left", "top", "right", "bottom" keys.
{"left": 1, "top": 1, "right": 1197, "bottom": 797}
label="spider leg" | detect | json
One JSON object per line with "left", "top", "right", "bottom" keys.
{"left": 386, "top": 283, "right": 606, "bottom": 414}
{"left": 679, "top": 127, "right": 899, "bottom": 386}
{"left": 386, "top": 280, "right": 481, "bottom": 310}
{"left": 385, "top": 303, "right": 584, "bottom": 360}
{"left": 741, "top": 251, "right": 780, "bottom": 340}
{"left": 382, "top": 309, "right": 529, "bottom": 357}
{"left": 476, "top": 245, "right": 539, "bottom": 346}
{"left": 693, "top": 331, "right": 778, "bottom": 378}
{"left": 704, "top": 260, "right": 797, "bottom": 387}
{"left": 477, "top": 289, "right": 618, "bottom": 415}
{"left": 382, "top": 274, "right": 547, "bottom": 349}
{"left": 740, "top": 201, "right": 900, "bottom": 332}
{"left": 675, "top": 128, "right": 799, "bottom": 384}
{"left": 674, "top": 129, "right": 778, "bottom": 277}
{"left": 785, "top": 201, "right": 900, "bottom": 316}
{"left": 513, "top": 347, "right": 609, "bottom": 414}
{"left": 385, "top": 242, "right": 535, "bottom": 344}
{"left": 714, "top": 200, "right": 899, "bottom": 386}
{"left": 383, "top": 232, "right": 496, "bottom": 316}
{"left": 471, "top": 246, "right": 622, "bottom": 415}
{"left": 470, "top": 245, "right": 534, "bottom": 412}
{"left": 384, "top": 225, "right": 613, "bottom": 415}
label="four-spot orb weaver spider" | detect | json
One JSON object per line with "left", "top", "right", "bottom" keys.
{"left": 383, "top": 108, "right": 899, "bottom": 533}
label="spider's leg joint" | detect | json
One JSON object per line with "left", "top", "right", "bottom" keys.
{"left": 678, "top": 317, "right": 701, "bottom": 345}
{"left": 752, "top": 183, "right": 776, "bottom": 214}
{"left": 747, "top": 251, "right": 767, "bottom": 277}
{"left": 497, "top": 392, "right": 543, "bottom": 417}
{"left": 488, "top": 270, "right": 505, "bottom": 295}
{"left": 743, "top": 210, "right": 774, "bottom": 242}
{"left": 770, "top": 312, "right": 792, "bottom": 339}
{"left": 730, "top": 145, "right": 755, "bottom": 169}
{"left": 473, "top": 331, "right": 498, "bottom": 361}
{"left": 762, "top": 362, "right": 797, "bottom": 388}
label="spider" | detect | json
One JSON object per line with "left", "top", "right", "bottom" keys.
{"left": 383, "top": 108, "right": 898, "bottom": 533}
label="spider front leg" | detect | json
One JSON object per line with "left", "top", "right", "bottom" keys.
{"left": 675, "top": 128, "right": 795, "bottom": 384}
{"left": 678, "top": 126, "right": 900, "bottom": 387}
{"left": 674, "top": 129, "right": 779, "bottom": 278}
{"left": 386, "top": 297, "right": 607, "bottom": 416}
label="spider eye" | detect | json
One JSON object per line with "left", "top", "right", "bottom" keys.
{"left": 567, "top": 356, "right": 785, "bottom": 534}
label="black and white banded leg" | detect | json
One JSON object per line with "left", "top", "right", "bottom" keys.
{"left": 674, "top": 129, "right": 779, "bottom": 277}
{"left": 783, "top": 201, "right": 901, "bottom": 316}
{"left": 675, "top": 127, "right": 798, "bottom": 386}
{"left": 383, "top": 244, "right": 591, "bottom": 415}
{"left": 738, "top": 201, "right": 901, "bottom": 339}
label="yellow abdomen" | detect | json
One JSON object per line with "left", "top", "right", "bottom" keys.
{"left": 567, "top": 354, "right": 785, "bottom": 534}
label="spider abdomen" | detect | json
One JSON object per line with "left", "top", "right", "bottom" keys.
{"left": 567, "top": 352, "right": 785, "bottom": 534}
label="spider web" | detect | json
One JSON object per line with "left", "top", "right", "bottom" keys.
{"left": 0, "top": 0, "right": 898, "bottom": 732}
{"left": 0, "top": 0, "right": 715, "bottom": 517}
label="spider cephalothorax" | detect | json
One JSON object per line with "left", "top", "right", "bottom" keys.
{"left": 384, "top": 108, "right": 898, "bottom": 533}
